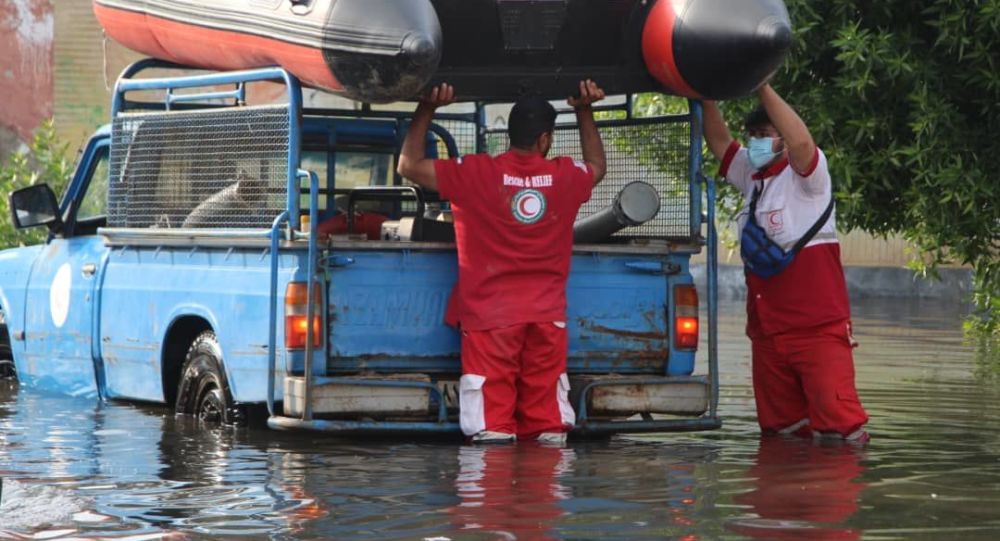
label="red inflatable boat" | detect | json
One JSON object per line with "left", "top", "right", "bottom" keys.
{"left": 94, "top": 0, "right": 792, "bottom": 102}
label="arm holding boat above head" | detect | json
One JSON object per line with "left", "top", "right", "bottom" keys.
{"left": 755, "top": 84, "right": 817, "bottom": 176}
{"left": 702, "top": 100, "right": 735, "bottom": 163}
{"left": 397, "top": 84, "right": 456, "bottom": 192}
{"left": 567, "top": 79, "right": 608, "bottom": 186}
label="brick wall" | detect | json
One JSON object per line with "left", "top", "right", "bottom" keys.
{"left": 53, "top": 0, "right": 138, "bottom": 150}
{"left": 0, "top": 0, "right": 54, "bottom": 159}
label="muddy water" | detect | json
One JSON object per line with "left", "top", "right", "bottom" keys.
{"left": 1, "top": 298, "right": 997, "bottom": 540}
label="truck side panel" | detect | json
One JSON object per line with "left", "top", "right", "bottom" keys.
{"left": 99, "top": 244, "right": 302, "bottom": 403}
{"left": 0, "top": 246, "right": 44, "bottom": 368}
{"left": 19, "top": 238, "right": 107, "bottom": 397}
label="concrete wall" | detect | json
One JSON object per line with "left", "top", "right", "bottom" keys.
{"left": 0, "top": 0, "right": 54, "bottom": 160}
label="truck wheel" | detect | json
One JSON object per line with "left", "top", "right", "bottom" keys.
{"left": 175, "top": 331, "right": 245, "bottom": 426}
{"left": 0, "top": 325, "right": 14, "bottom": 381}
{"left": 0, "top": 349, "right": 14, "bottom": 380}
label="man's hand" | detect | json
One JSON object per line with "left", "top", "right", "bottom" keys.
{"left": 568, "top": 79, "right": 605, "bottom": 110}
{"left": 420, "top": 83, "right": 456, "bottom": 110}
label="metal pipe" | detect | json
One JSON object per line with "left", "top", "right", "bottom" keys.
{"left": 573, "top": 181, "right": 660, "bottom": 243}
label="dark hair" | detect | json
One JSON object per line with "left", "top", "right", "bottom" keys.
{"left": 508, "top": 97, "right": 557, "bottom": 149}
{"left": 744, "top": 105, "right": 773, "bottom": 131}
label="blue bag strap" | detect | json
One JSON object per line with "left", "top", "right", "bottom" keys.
{"left": 748, "top": 183, "right": 835, "bottom": 256}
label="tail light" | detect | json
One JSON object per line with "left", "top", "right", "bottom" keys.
{"left": 285, "top": 282, "right": 322, "bottom": 349}
{"left": 673, "top": 284, "right": 699, "bottom": 350}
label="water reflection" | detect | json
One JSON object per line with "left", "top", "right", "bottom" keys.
{"left": 729, "top": 437, "right": 866, "bottom": 540}
{"left": 2, "top": 298, "right": 999, "bottom": 540}
{"left": 451, "top": 443, "right": 575, "bottom": 540}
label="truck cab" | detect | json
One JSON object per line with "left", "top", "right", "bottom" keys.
{"left": 0, "top": 60, "right": 721, "bottom": 436}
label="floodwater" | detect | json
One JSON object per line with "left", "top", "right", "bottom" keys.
{"left": 2, "top": 298, "right": 998, "bottom": 540}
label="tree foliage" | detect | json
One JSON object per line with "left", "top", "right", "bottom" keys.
{"left": 782, "top": 0, "right": 999, "bottom": 351}
{"left": 0, "top": 120, "right": 73, "bottom": 247}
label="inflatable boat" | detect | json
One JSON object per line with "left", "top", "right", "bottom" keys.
{"left": 93, "top": 0, "right": 792, "bottom": 102}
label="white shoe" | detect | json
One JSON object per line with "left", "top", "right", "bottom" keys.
{"left": 471, "top": 431, "right": 516, "bottom": 444}
{"left": 536, "top": 432, "right": 567, "bottom": 445}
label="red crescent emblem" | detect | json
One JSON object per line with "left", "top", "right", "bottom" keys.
{"left": 519, "top": 197, "right": 533, "bottom": 215}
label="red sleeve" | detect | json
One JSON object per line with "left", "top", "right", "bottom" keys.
{"left": 793, "top": 146, "right": 821, "bottom": 177}
{"left": 434, "top": 156, "right": 471, "bottom": 204}
{"left": 561, "top": 157, "right": 594, "bottom": 204}
{"left": 718, "top": 140, "right": 741, "bottom": 178}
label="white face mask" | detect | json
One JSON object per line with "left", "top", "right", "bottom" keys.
{"left": 748, "top": 137, "right": 779, "bottom": 169}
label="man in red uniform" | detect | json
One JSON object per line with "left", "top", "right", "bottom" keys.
{"left": 397, "top": 81, "right": 607, "bottom": 444}
{"left": 702, "top": 83, "right": 869, "bottom": 443}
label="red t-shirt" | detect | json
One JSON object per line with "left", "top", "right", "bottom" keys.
{"left": 435, "top": 151, "right": 594, "bottom": 330}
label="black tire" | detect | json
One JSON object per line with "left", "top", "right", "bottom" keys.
{"left": 175, "top": 331, "right": 245, "bottom": 426}
{"left": 0, "top": 324, "right": 15, "bottom": 381}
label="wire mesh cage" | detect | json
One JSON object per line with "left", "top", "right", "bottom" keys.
{"left": 485, "top": 116, "right": 694, "bottom": 239}
{"left": 108, "top": 105, "right": 291, "bottom": 229}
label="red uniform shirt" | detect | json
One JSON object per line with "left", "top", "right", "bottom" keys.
{"left": 720, "top": 141, "right": 851, "bottom": 338}
{"left": 435, "top": 151, "right": 593, "bottom": 331}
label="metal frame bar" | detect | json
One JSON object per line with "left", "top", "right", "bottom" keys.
{"left": 688, "top": 100, "right": 705, "bottom": 238}
{"left": 304, "top": 171, "right": 320, "bottom": 420}
{"left": 269, "top": 417, "right": 462, "bottom": 433}
{"left": 165, "top": 85, "right": 246, "bottom": 109}
{"left": 705, "top": 173, "right": 720, "bottom": 420}
{"left": 111, "top": 66, "right": 304, "bottom": 231}
{"left": 266, "top": 211, "right": 290, "bottom": 417}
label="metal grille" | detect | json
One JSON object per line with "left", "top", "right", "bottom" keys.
{"left": 485, "top": 117, "right": 694, "bottom": 239}
{"left": 108, "top": 105, "right": 291, "bottom": 229}
{"left": 434, "top": 119, "right": 479, "bottom": 158}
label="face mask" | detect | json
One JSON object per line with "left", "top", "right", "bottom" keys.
{"left": 748, "top": 137, "right": 779, "bottom": 169}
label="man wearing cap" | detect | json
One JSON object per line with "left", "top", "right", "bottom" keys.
{"left": 398, "top": 81, "right": 607, "bottom": 444}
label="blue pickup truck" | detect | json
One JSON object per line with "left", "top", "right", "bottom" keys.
{"left": 0, "top": 60, "right": 721, "bottom": 436}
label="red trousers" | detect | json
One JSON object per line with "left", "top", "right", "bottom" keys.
{"left": 459, "top": 322, "right": 575, "bottom": 438}
{"left": 751, "top": 320, "right": 868, "bottom": 437}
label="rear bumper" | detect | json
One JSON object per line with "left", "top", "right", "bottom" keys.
{"left": 266, "top": 416, "right": 722, "bottom": 435}
{"left": 271, "top": 373, "right": 720, "bottom": 436}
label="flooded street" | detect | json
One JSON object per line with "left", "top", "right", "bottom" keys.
{"left": 2, "top": 297, "right": 998, "bottom": 540}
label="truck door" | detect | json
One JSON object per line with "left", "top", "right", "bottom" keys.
{"left": 21, "top": 138, "right": 111, "bottom": 396}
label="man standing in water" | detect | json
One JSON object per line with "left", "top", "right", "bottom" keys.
{"left": 397, "top": 81, "right": 607, "bottom": 444}
{"left": 702, "top": 83, "right": 869, "bottom": 443}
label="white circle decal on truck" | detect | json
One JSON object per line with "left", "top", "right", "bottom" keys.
{"left": 50, "top": 263, "right": 72, "bottom": 328}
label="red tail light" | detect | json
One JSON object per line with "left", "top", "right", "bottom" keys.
{"left": 285, "top": 282, "right": 322, "bottom": 349}
{"left": 674, "top": 284, "right": 699, "bottom": 350}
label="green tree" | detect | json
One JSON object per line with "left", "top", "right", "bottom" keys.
{"left": 0, "top": 120, "right": 74, "bottom": 247}
{"left": 782, "top": 0, "right": 999, "bottom": 360}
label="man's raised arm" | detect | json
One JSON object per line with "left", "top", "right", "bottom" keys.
{"left": 397, "top": 83, "right": 456, "bottom": 192}
{"left": 568, "top": 80, "right": 607, "bottom": 186}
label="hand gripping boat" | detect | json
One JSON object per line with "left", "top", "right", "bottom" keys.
{"left": 94, "top": 0, "right": 791, "bottom": 102}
